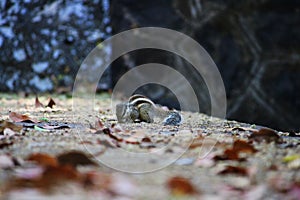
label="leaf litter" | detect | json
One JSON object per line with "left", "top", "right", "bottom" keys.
{"left": 0, "top": 94, "right": 300, "bottom": 199}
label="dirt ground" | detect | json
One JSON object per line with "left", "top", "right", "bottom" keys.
{"left": 0, "top": 93, "right": 299, "bottom": 200}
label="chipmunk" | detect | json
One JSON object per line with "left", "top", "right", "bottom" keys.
{"left": 116, "top": 94, "right": 182, "bottom": 126}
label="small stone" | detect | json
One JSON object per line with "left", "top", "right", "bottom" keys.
{"left": 174, "top": 158, "right": 195, "bottom": 165}
{"left": 13, "top": 48, "right": 26, "bottom": 62}
{"left": 32, "top": 62, "right": 49, "bottom": 73}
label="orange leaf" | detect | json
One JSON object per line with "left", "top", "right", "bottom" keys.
{"left": 27, "top": 153, "right": 58, "bottom": 167}
{"left": 232, "top": 140, "right": 257, "bottom": 153}
{"left": 35, "top": 165, "right": 80, "bottom": 191}
{"left": 214, "top": 149, "right": 240, "bottom": 161}
{"left": 218, "top": 165, "right": 248, "bottom": 176}
{"left": 9, "top": 112, "right": 37, "bottom": 123}
{"left": 35, "top": 96, "right": 44, "bottom": 108}
{"left": 167, "top": 176, "right": 198, "bottom": 196}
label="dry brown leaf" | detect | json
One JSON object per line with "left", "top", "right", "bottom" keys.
{"left": 218, "top": 166, "right": 248, "bottom": 176}
{"left": 141, "top": 137, "right": 152, "bottom": 143}
{"left": 35, "top": 96, "right": 44, "bottom": 108}
{"left": 7, "top": 165, "right": 80, "bottom": 192}
{"left": 94, "top": 119, "right": 104, "bottom": 130}
{"left": 0, "top": 120, "right": 23, "bottom": 133}
{"left": 139, "top": 137, "right": 156, "bottom": 148}
{"left": 98, "top": 128, "right": 124, "bottom": 142}
{"left": 40, "top": 165, "right": 79, "bottom": 183}
{"left": 27, "top": 153, "right": 58, "bottom": 167}
{"left": 215, "top": 140, "right": 257, "bottom": 161}
{"left": 167, "top": 176, "right": 198, "bottom": 196}
{"left": 249, "top": 128, "right": 281, "bottom": 143}
{"left": 35, "top": 165, "right": 80, "bottom": 191}
{"left": 232, "top": 140, "right": 257, "bottom": 153}
{"left": 46, "top": 98, "right": 56, "bottom": 108}
{"left": 189, "top": 136, "right": 204, "bottom": 149}
{"left": 124, "top": 137, "right": 140, "bottom": 145}
{"left": 57, "top": 150, "right": 98, "bottom": 167}
{"left": 214, "top": 148, "right": 240, "bottom": 161}
{"left": 9, "top": 112, "right": 37, "bottom": 123}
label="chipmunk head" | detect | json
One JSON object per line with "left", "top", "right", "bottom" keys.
{"left": 116, "top": 103, "right": 139, "bottom": 123}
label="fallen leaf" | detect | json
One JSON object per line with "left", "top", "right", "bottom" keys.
{"left": 249, "top": 128, "right": 281, "bottom": 143}
{"left": 141, "top": 137, "right": 152, "bottom": 143}
{"left": 189, "top": 136, "right": 204, "bottom": 149}
{"left": 46, "top": 98, "right": 56, "bottom": 108}
{"left": 283, "top": 155, "right": 300, "bottom": 163}
{"left": 9, "top": 112, "right": 37, "bottom": 123}
{"left": 7, "top": 165, "right": 80, "bottom": 192}
{"left": 214, "top": 149, "right": 240, "bottom": 161}
{"left": 97, "top": 128, "right": 123, "bottom": 142}
{"left": 232, "top": 140, "right": 257, "bottom": 153}
{"left": 167, "top": 176, "right": 198, "bottom": 196}
{"left": 139, "top": 137, "right": 156, "bottom": 148}
{"left": 124, "top": 137, "right": 140, "bottom": 145}
{"left": 35, "top": 96, "right": 44, "bottom": 108}
{"left": 39, "top": 165, "right": 79, "bottom": 185}
{"left": 215, "top": 140, "right": 257, "bottom": 161}
{"left": 27, "top": 153, "right": 58, "bottom": 167}
{"left": 57, "top": 151, "right": 98, "bottom": 167}
{"left": 218, "top": 166, "right": 248, "bottom": 176}
{"left": 0, "top": 120, "right": 23, "bottom": 133}
{"left": 94, "top": 119, "right": 104, "bottom": 130}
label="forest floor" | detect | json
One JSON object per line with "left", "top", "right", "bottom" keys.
{"left": 0, "top": 93, "right": 299, "bottom": 200}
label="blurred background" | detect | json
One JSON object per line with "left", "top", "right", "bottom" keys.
{"left": 0, "top": 0, "right": 299, "bottom": 132}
